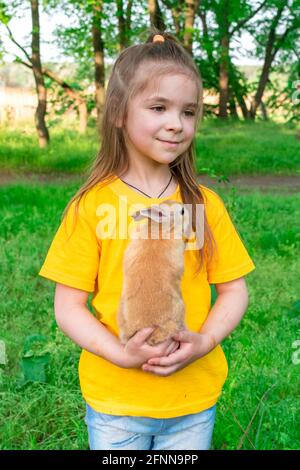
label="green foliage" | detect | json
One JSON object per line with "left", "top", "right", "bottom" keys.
{"left": 0, "top": 1, "right": 11, "bottom": 25}
{"left": 266, "top": 61, "right": 300, "bottom": 123}
{"left": 1, "top": 0, "right": 299, "bottom": 122}
{"left": 247, "top": 0, "right": 300, "bottom": 60}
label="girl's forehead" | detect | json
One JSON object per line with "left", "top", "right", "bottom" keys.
{"left": 133, "top": 62, "right": 198, "bottom": 99}
{"left": 136, "top": 72, "right": 198, "bottom": 102}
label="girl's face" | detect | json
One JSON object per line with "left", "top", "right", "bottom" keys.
{"left": 123, "top": 72, "right": 199, "bottom": 166}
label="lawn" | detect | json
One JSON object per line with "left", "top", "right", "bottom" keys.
{"left": 0, "top": 120, "right": 299, "bottom": 176}
{"left": 0, "top": 180, "right": 299, "bottom": 449}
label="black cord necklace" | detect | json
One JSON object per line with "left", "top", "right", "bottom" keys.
{"left": 119, "top": 174, "right": 173, "bottom": 198}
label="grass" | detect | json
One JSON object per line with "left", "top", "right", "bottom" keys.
{"left": 196, "top": 120, "right": 300, "bottom": 176}
{"left": 0, "top": 125, "right": 99, "bottom": 174}
{"left": 0, "top": 180, "right": 299, "bottom": 449}
{"left": 0, "top": 119, "right": 299, "bottom": 176}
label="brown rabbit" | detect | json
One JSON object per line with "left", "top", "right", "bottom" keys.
{"left": 117, "top": 199, "right": 190, "bottom": 346}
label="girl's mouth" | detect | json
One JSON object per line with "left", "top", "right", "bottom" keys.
{"left": 158, "top": 139, "right": 181, "bottom": 148}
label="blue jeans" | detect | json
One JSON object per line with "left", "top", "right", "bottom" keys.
{"left": 84, "top": 403, "right": 216, "bottom": 450}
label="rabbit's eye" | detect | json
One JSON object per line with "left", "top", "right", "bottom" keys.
{"left": 181, "top": 208, "right": 184, "bottom": 215}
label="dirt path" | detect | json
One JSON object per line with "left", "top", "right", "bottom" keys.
{"left": 198, "top": 175, "right": 300, "bottom": 193}
{"left": 0, "top": 171, "right": 299, "bottom": 192}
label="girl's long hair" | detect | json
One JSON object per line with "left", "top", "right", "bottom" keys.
{"left": 62, "top": 27, "right": 217, "bottom": 276}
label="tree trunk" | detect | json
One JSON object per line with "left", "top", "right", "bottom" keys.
{"left": 260, "top": 100, "right": 268, "bottom": 120}
{"left": 183, "top": 0, "right": 199, "bottom": 56}
{"left": 92, "top": 1, "right": 106, "bottom": 135}
{"left": 230, "top": 67, "right": 250, "bottom": 119}
{"left": 229, "top": 92, "right": 238, "bottom": 118}
{"left": 235, "top": 92, "right": 250, "bottom": 119}
{"left": 117, "top": 0, "right": 126, "bottom": 50}
{"left": 164, "top": 0, "right": 185, "bottom": 39}
{"left": 19, "top": 60, "right": 89, "bottom": 133}
{"left": 249, "top": 50, "right": 274, "bottom": 119}
{"left": 78, "top": 102, "right": 88, "bottom": 133}
{"left": 117, "top": 0, "right": 132, "bottom": 49}
{"left": 30, "top": 0, "right": 49, "bottom": 147}
{"left": 249, "top": 4, "right": 286, "bottom": 119}
{"left": 149, "top": 0, "right": 166, "bottom": 31}
{"left": 218, "top": 0, "right": 229, "bottom": 119}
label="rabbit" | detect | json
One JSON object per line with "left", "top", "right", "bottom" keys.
{"left": 117, "top": 199, "right": 191, "bottom": 346}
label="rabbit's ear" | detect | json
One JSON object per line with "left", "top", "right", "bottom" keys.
{"left": 130, "top": 205, "right": 168, "bottom": 223}
{"left": 147, "top": 205, "right": 168, "bottom": 223}
{"left": 130, "top": 208, "right": 150, "bottom": 221}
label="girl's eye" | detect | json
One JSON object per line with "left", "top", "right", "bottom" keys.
{"left": 151, "top": 107, "right": 195, "bottom": 117}
{"left": 184, "top": 110, "right": 195, "bottom": 117}
{"left": 151, "top": 106, "right": 165, "bottom": 112}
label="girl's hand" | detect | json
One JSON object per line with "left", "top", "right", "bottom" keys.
{"left": 123, "top": 328, "right": 180, "bottom": 369}
{"left": 141, "top": 330, "right": 214, "bottom": 377}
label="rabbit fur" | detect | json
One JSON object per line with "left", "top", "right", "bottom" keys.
{"left": 117, "top": 199, "right": 190, "bottom": 346}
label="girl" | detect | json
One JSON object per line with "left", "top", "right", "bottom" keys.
{"left": 39, "top": 29, "right": 255, "bottom": 450}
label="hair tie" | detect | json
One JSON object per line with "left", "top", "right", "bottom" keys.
{"left": 153, "top": 34, "right": 165, "bottom": 43}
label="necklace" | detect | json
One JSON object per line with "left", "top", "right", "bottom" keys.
{"left": 119, "top": 174, "right": 173, "bottom": 198}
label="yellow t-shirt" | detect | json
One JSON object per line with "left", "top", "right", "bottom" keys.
{"left": 39, "top": 176, "right": 255, "bottom": 418}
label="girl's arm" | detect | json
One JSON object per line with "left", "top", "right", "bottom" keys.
{"left": 199, "top": 276, "right": 249, "bottom": 350}
{"left": 54, "top": 283, "right": 127, "bottom": 367}
{"left": 54, "top": 283, "right": 179, "bottom": 369}
{"left": 142, "top": 277, "right": 249, "bottom": 376}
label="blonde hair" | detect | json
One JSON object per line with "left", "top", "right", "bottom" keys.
{"left": 62, "top": 27, "right": 216, "bottom": 276}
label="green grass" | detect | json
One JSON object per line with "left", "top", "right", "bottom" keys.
{"left": 0, "top": 119, "right": 299, "bottom": 175}
{"left": 196, "top": 120, "right": 300, "bottom": 176}
{"left": 0, "top": 125, "right": 99, "bottom": 174}
{"left": 0, "top": 180, "right": 299, "bottom": 449}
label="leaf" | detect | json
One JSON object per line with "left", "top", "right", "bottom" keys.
{"left": 20, "top": 334, "right": 52, "bottom": 384}
{"left": 23, "top": 334, "right": 49, "bottom": 357}
{"left": 20, "top": 353, "right": 51, "bottom": 384}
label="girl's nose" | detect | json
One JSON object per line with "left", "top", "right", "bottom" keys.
{"left": 165, "top": 114, "right": 183, "bottom": 132}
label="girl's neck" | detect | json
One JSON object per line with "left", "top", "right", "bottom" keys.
{"left": 118, "top": 169, "right": 178, "bottom": 198}
{"left": 119, "top": 168, "right": 177, "bottom": 196}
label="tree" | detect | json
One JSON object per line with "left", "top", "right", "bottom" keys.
{"left": 92, "top": 1, "right": 105, "bottom": 132}
{"left": 48, "top": 0, "right": 118, "bottom": 135}
{"left": 1, "top": 0, "right": 88, "bottom": 136}
{"left": 149, "top": 0, "right": 166, "bottom": 31}
{"left": 117, "top": 0, "right": 133, "bottom": 50}
{"left": 248, "top": 0, "right": 300, "bottom": 119}
{"left": 30, "top": 0, "right": 49, "bottom": 147}
{"left": 160, "top": 0, "right": 200, "bottom": 54}
{"left": 1, "top": 0, "right": 50, "bottom": 146}
{"left": 197, "top": 0, "right": 268, "bottom": 119}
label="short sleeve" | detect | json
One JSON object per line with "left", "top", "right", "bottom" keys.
{"left": 39, "top": 197, "right": 101, "bottom": 292}
{"left": 205, "top": 194, "right": 255, "bottom": 284}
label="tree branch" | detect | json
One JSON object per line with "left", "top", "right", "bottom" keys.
{"left": 230, "top": 0, "right": 268, "bottom": 37}
{"left": 273, "top": 19, "right": 300, "bottom": 57}
{"left": 16, "top": 57, "right": 85, "bottom": 104}
{"left": 126, "top": 0, "right": 133, "bottom": 31}
{"left": 5, "top": 24, "right": 31, "bottom": 63}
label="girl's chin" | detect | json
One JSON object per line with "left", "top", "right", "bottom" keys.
{"left": 151, "top": 155, "right": 179, "bottom": 164}
{"left": 151, "top": 150, "right": 182, "bottom": 162}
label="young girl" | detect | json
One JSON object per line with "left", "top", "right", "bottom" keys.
{"left": 39, "top": 30, "right": 255, "bottom": 451}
